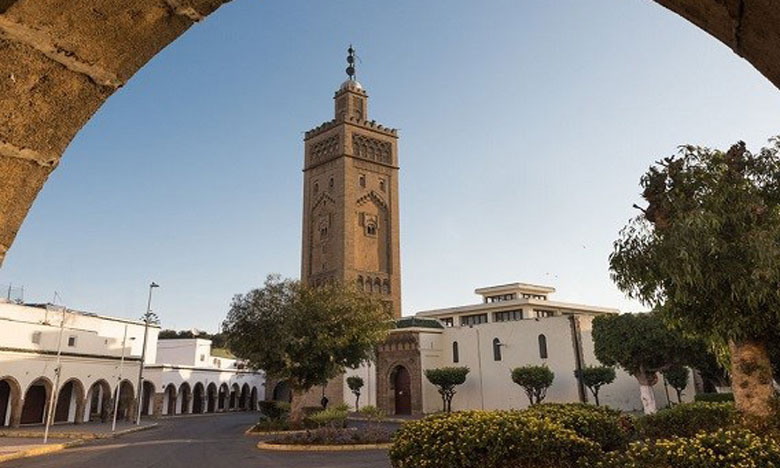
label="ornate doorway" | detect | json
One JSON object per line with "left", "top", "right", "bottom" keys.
{"left": 392, "top": 366, "right": 411, "bottom": 415}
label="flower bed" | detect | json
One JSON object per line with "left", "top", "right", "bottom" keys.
{"left": 267, "top": 426, "right": 392, "bottom": 446}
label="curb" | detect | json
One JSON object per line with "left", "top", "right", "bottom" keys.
{"left": 347, "top": 416, "right": 412, "bottom": 424}
{"left": 0, "top": 423, "right": 158, "bottom": 440}
{"left": 0, "top": 439, "right": 84, "bottom": 464}
{"left": 257, "top": 441, "right": 392, "bottom": 452}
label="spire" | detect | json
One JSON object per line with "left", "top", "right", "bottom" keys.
{"left": 346, "top": 45, "right": 356, "bottom": 81}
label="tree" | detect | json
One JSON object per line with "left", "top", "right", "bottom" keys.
{"left": 610, "top": 139, "right": 780, "bottom": 419}
{"left": 574, "top": 365, "right": 616, "bottom": 406}
{"left": 592, "top": 313, "right": 697, "bottom": 414}
{"left": 662, "top": 365, "right": 689, "bottom": 404}
{"left": 424, "top": 367, "right": 469, "bottom": 413}
{"left": 511, "top": 365, "right": 554, "bottom": 406}
{"left": 347, "top": 376, "right": 364, "bottom": 410}
{"left": 222, "top": 275, "right": 392, "bottom": 424}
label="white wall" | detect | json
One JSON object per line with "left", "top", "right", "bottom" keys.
{"left": 344, "top": 363, "right": 377, "bottom": 410}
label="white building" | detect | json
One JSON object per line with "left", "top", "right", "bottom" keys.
{"left": 343, "top": 282, "right": 694, "bottom": 416}
{"left": 0, "top": 300, "right": 263, "bottom": 428}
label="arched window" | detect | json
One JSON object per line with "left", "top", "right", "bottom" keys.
{"left": 538, "top": 334, "right": 548, "bottom": 359}
{"left": 329, "top": 177, "right": 334, "bottom": 189}
{"left": 359, "top": 175, "right": 366, "bottom": 188}
{"left": 366, "top": 222, "right": 377, "bottom": 236}
{"left": 314, "top": 182, "right": 319, "bottom": 194}
{"left": 492, "top": 338, "right": 502, "bottom": 361}
{"left": 373, "top": 278, "right": 381, "bottom": 293}
{"left": 382, "top": 280, "right": 390, "bottom": 294}
{"left": 379, "top": 179, "right": 386, "bottom": 192}
{"left": 452, "top": 341, "right": 459, "bottom": 363}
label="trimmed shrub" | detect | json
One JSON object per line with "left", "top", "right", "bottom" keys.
{"left": 258, "top": 400, "right": 289, "bottom": 421}
{"left": 694, "top": 392, "right": 734, "bottom": 403}
{"left": 520, "top": 403, "right": 634, "bottom": 451}
{"left": 269, "top": 426, "right": 392, "bottom": 446}
{"left": 359, "top": 405, "right": 386, "bottom": 423}
{"left": 602, "top": 428, "right": 780, "bottom": 468}
{"left": 511, "top": 365, "right": 555, "bottom": 405}
{"left": 636, "top": 402, "right": 736, "bottom": 439}
{"left": 389, "top": 410, "right": 601, "bottom": 468}
{"left": 306, "top": 406, "right": 349, "bottom": 428}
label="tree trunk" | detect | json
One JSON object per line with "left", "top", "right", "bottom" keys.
{"left": 729, "top": 339, "right": 775, "bottom": 419}
{"left": 355, "top": 394, "right": 360, "bottom": 411}
{"left": 593, "top": 391, "right": 600, "bottom": 407}
{"left": 636, "top": 372, "right": 658, "bottom": 415}
{"left": 290, "top": 388, "right": 307, "bottom": 427}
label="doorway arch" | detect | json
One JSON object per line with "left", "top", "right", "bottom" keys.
{"left": 0, "top": 377, "right": 22, "bottom": 427}
{"left": 178, "top": 383, "right": 191, "bottom": 414}
{"left": 163, "top": 384, "right": 177, "bottom": 416}
{"left": 116, "top": 380, "right": 135, "bottom": 422}
{"left": 272, "top": 381, "right": 291, "bottom": 403}
{"left": 54, "top": 379, "right": 85, "bottom": 424}
{"left": 141, "top": 381, "right": 155, "bottom": 417}
{"left": 21, "top": 377, "right": 53, "bottom": 425}
{"left": 206, "top": 383, "right": 217, "bottom": 413}
{"left": 85, "top": 380, "right": 111, "bottom": 422}
{"left": 217, "top": 383, "right": 228, "bottom": 411}
{"left": 192, "top": 383, "right": 204, "bottom": 414}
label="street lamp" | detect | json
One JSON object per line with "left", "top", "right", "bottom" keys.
{"left": 135, "top": 282, "right": 159, "bottom": 425}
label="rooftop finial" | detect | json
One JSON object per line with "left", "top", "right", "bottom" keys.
{"left": 346, "top": 45, "right": 356, "bottom": 81}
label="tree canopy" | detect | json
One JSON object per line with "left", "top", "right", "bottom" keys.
{"left": 347, "top": 375, "right": 364, "bottom": 409}
{"left": 511, "top": 365, "right": 554, "bottom": 406}
{"left": 222, "top": 275, "right": 392, "bottom": 402}
{"left": 574, "top": 365, "right": 616, "bottom": 406}
{"left": 424, "top": 366, "right": 469, "bottom": 413}
{"left": 609, "top": 139, "right": 780, "bottom": 417}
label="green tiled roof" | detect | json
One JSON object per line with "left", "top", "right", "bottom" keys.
{"left": 395, "top": 317, "right": 444, "bottom": 329}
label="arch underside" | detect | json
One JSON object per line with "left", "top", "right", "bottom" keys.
{"left": 0, "top": 0, "right": 779, "bottom": 266}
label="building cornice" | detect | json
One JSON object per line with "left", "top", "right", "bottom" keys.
{"left": 0, "top": 346, "right": 142, "bottom": 362}
{"left": 414, "top": 298, "right": 619, "bottom": 318}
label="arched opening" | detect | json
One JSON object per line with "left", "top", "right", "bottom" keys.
{"left": 493, "top": 338, "right": 502, "bottom": 361}
{"left": 192, "top": 383, "right": 204, "bottom": 414}
{"left": 178, "top": 383, "right": 191, "bottom": 414}
{"left": 217, "top": 383, "right": 228, "bottom": 411}
{"left": 239, "top": 384, "right": 249, "bottom": 411}
{"left": 54, "top": 379, "right": 85, "bottom": 424}
{"left": 163, "top": 384, "right": 177, "bottom": 416}
{"left": 21, "top": 377, "right": 52, "bottom": 425}
{"left": 141, "top": 381, "right": 155, "bottom": 417}
{"left": 538, "top": 334, "right": 548, "bottom": 359}
{"left": 206, "top": 383, "right": 217, "bottom": 413}
{"left": 250, "top": 387, "right": 258, "bottom": 411}
{"left": 116, "top": 380, "right": 135, "bottom": 422}
{"left": 391, "top": 365, "right": 411, "bottom": 416}
{"left": 85, "top": 380, "right": 111, "bottom": 423}
{"left": 272, "top": 381, "right": 291, "bottom": 403}
{"left": 0, "top": 377, "right": 22, "bottom": 427}
{"left": 229, "top": 384, "right": 239, "bottom": 410}
{"left": 452, "top": 341, "right": 459, "bottom": 363}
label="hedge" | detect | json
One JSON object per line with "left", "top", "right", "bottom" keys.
{"left": 636, "top": 402, "right": 736, "bottom": 439}
{"left": 520, "top": 403, "right": 634, "bottom": 451}
{"left": 389, "top": 410, "right": 601, "bottom": 468}
{"left": 693, "top": 392, "right": 734, "bottom": 403}
{"left": 602, "top": 428, "right": 780, "bottom": 468}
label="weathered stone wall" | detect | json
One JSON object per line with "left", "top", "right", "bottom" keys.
{"left": 0, "top": 0, "right": 231, "bottom": 266}
{"left": 375, "top": 331, "right": 423, "bottom": 416}
{"left": 653, "top": 0, "right": 780, "bottom": 90}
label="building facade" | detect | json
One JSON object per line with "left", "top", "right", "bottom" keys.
{"left": 0, "top": 300, "right": 263, "bottom": 428}
{"left": 300, "top": 47, "right": 402, "bottom": 319}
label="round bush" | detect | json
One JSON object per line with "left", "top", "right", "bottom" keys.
{"left": 636, "top": 402, "right": 736, "bottom": 439}
{"left": 521, "top": 403, "right": 634, "bottom": 451}
{"left": 603, "top": 428, "right": 780, "bottom": 468}
{"left": 389, "top": 410, "right": 601, "bottom": 468}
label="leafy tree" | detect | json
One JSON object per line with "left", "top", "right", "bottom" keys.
{"left": 574, "top": 365, "right": 616, "bottom": 406}
{"left": 424, "top": 367, "right": 469, "bottom": 413}
{"left": 610, "top": 139, "right": 780, "bottom": 419}
{"left": 346, "top": 376, "right": 364, "bottom": 410}
{"left": 662, "top": 365, "right": 689, "bottom": 404}
{"left": 592, "top": 313, "right": 697, "bottom": 414}
{"left": 222, "top": 275, "right": 392, "bottom": 423}
{"left": 511, "top": 365, "right": 554, "bottom": 406}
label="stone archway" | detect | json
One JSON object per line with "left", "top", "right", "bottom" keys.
{"left": 0, "top": 376, "right": 22, "bottom": 427}
{"left": 163, "top": 384, "right": 177, "bottom": 416}
{"left": 20, "top": 377, "right": 53, "bottom": 425}
{"left": 85, "top": 380, "right": 111, "bottom": 423}
{"left": 217, "top": 383, "right": 228, "bottom": 411}
{"left": 391, "top": 366, "right": 412, "bottom": 416}
{"left": 239, "top": 384, "right": 249, "bottom": 411}
{"left": 249, "top": 387, "right": 258, "bottom": 411}
{"left": 116, "top": 380, "right": 135, "bottom": 422}
{"left": 178, "top": 383, "right": 191, "bottom": 414}
{"left": 229, "top": 384, "right": 239, "bottom": 410}
{"left": 192, "top": 383, "right": 204, "bottom": 414}
{"left": 54, "top": 378, "right": 85, "bottom": 424}
{"left": 206, "top": 383, "right": 217, "bottom": 413}
{"left": 141, "top": 381, "right": 155, "bottom": 417}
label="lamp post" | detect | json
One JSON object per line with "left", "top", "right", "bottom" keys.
{"left": 134, "top": 282, "right": 159, "bottom": 425}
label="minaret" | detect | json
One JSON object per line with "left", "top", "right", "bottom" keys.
{"left": 301, "top": 46, "right": 402, "bottom": 318}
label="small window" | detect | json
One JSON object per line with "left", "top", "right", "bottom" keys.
{"left": 200, "top": 354, "right": 205, "bottom": 362}
{"left": 67, "top": 336, "right": 77, "bottom": 347}
{"left": 379, "top": 179, "right": 386, "bottom": 192}
{"left": 492, "top": 338, "right": 502, "bottom": 361}
{"left": 452, "top": 341, "right": 459, "bottom": 363}
{"left": 441, "top": 317, "right": 454, "bottom": 328}
{"left": 366, "top": 222, "right": 377, "bottom": 236}
{"left": 320, "top": 226, "right": 328, "bottom": 238}
{"left": 329, "top": 177, "right": 334, "bottom": 189}
{"left": 359, "top": 175, "right": 366, "bottom": 188}
{"left": 538, "top": 334, "right": 548, "bottom": 359}
{"left": 460, "top": 313, "right": 488, "bottom": 327}
{"left": 314, "top": 182, "right": 319, "bottom": 194}
{"left": 31, "top": 331, "right": 41, "bottom": 344}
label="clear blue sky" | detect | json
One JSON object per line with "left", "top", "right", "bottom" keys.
{"left": 2, "top": 1, "right": 779, "bottom": 331}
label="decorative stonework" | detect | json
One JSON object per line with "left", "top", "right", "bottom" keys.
{"left": 308, "top": 134, "right": 340, "bottom": 166}
{"left": 375, "top": 331, "right": 423, "bottom": 416}
{"left": 352, "top": 134, "right": 392, "bottom": 165}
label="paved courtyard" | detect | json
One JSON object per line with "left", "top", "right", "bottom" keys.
{"left": 3, "top": 413, "right": 392, "bottom": 468}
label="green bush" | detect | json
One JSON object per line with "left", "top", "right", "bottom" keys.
{"left": 602, "top": 428, "right": 780, "bottom": 468}
{"left": 306, "top": 406, "right": 349, "bottom": 428}
{"left": 694, "top": 392, "right": 734, "bottom": 403}
{"left": 636, "top": 402, "right": 736, "bottom": 439}
{"left": 258, "top": 400, "right": 289, "bottom": 421}
{"left": 359, "top": 405, "right": 386, "bottom": 423}
{"left": 511, "top": 365, "right": 555, "bottom": 405}
{"left": 389, "top": 410, "right": 601, "bottom": 468}
{"left": 520, "top": 403, "right": 634, "bottom": 451}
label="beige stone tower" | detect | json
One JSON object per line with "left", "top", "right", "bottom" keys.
{"left": 301, "top": 47, "right": 401, "bottom": 318}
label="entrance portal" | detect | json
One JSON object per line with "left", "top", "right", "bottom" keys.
{"left": 392, "top": 366, "right": 411, "bottom": 415}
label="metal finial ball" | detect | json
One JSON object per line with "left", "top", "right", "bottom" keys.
{"left": 347, "top": 56, "right": 354, "bottom": 64}
{"left": 348, "top": 46, "right": 354, "bottom": 54}
{"left": 346, "top": 66, "right": 355, "bottom": 76}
